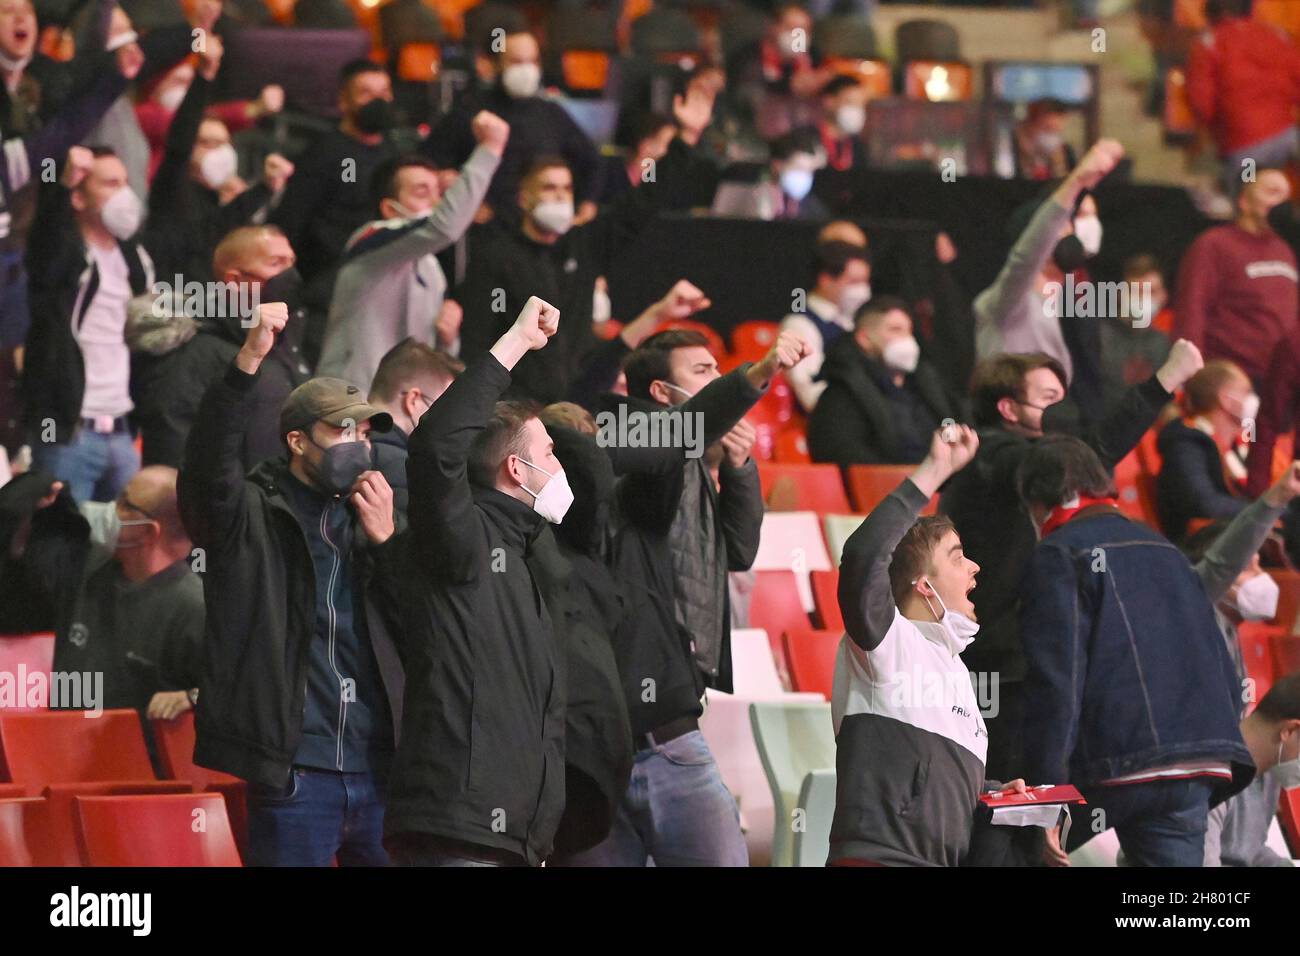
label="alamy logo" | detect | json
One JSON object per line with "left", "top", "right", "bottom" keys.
{"left": 50, "top": 886, "right": 151, "bottom": 936}
{"left": 151, "top": 275, "right": 260, "bottom": 325}
{"left": 0, "top": 668, "right": 103, "bottom": 714}
{"left": 1043, "top": 276, "right": 1154, "bottom": 327}
{"left": 594, "top": 407, "right": 706, "bottom": 459}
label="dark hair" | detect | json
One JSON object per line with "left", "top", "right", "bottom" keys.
{"left": 623, "top": 329, "right": 711, "bottom": 401}
{"left": 970, "top": 353, "right": 1068, "bottom": 428}
{"left": 468, "top": 400, "right": 539, "bottom": 488}
{"left": 889, "top": 515, "right": 957, "bottom": 608}
{"left": 1255, "top": 672, "right": 1300, "bottom": 722}
{"left": 540, "top": 402, "right": 597, "bottom": 436}
{"left": 853, "top": 294, "right": 910, "bottom": 331}
{"left": 370, "top": 154, "right": 440, "bottom": 210}
{"left": 1123, "top": 253, "right": 1162, "bottom": 281}
{"left": 1026, "top": 97, "right": 1069, "bottom": 121}
{"left": 369, "top": 338, "right": 464, "bottom": 403}
{"left": 813, "top": 240, "right": 868, "bottom": 282}
{"left": 770, "top": 127, "right": 821, "bottom": 162}
{"left": 821, "top": 75, "right": 861, "bottom": 99}
{"left": 339, "top": 58, "right": 387, "bottom": 91}
{"left": 618, "top": 110, "right": 676, "bottom": 151}
{"left": 1206, "top": 0, "right": 1254, "bottom": 24}
{"left": 1016, "top": 435, "right": 1116, "bottom": 510}
{"left": 522, "top": 153, "right": 571, "bottom": 183}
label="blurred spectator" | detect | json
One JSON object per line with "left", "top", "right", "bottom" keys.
{"left": 1156, "top": 359, "right": 1254, "bottom": 542}
{"left": 1187, "top": 0, "right": 1300, "bottom": 197}
{"left": 808, "top": 296, "right": 954, "bottom": 466}
{"left": 819, "top": 218, "right": 868, "bottom": 248}
{"left": 731, "top": 2, "right": 830, "bottom": 139}
{"left": 1247, "top": 342, "right": 1299, "bottom": 496}
{"left": 596, "top": 110, "right": 676, "bottom": 204}
{"left": 1013, "top": 98, "right": 1077, "bottom": 181}
{"left": 1173, "top": 168, "right": 1297, "bottom": 390}
{"left": 423, "top": 27, "right": 599, "bottom": 224}
{"left": 1098, "top": 253, "right": 1172, "bottom": 403}
{"left": 316, "top": 112, "right": 506, "bottom": 388}
{"left": 1017, "top": 436, "right": 1252, "bottom": 867}
{"left": 711, "top": 127, "right": 828, "bottom": 220}
{"left": 780, "top": 238, "right": 871, "bottom": 412}
{"left": 816, "top": 75, "right": 868, "bottom": 173}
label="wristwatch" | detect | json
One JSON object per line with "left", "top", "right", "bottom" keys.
{"left": 186, "top": 688, "right": 199, "bottom": 708}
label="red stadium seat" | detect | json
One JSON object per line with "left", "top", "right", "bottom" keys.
{"left": 396, "top": 42, "right": 441, "bottom": 81}
{"left": 1272, "top": 635, "right": 1300, "bottom": 680}
{"left": 773, "top": 427, "right": 812, "bottom": 464}
{"left": 845, "top": 464, "right": 937, "bottom": 515}
{"left": 0, "top": 798, "right": 55, "bottom": 866}
{"left": 560, "top": 50, "right": 611, "bottom": 92}
{"left": 76, "top": 792, "right": 242, "bottom": 867}
{"left": 758, "top": 463, "right": 851, "bottom": 514}
{"left": 1113, "top": 451, "right": 1160, "bottom": 528}
{"left": 659, "top": 319, "right": 726, "bottom": 358}
{"left": 0, "top": 709, "right": 155, "bottom": 792}
{"left": 1136, "top": 428, "right": 1162, "bottom": 476}
{"left": 1238, "top": 621, "right": 1282, "bottom": 712}
{"left": 1269, "top": 570, "right": 1300, "bottom": 635}
{"left": 810, "top": 569, "right": 844, "bottom": 632}
{"left": 749, "top": 570, "right": 813, "bottom": 687}
{"left": 0, "top": 633, "right": 55, "bottom": 710}
{"left": 0, "top": 783, "right": 25, "bottom": 798}
{"left": 153, "top": 712, "right": 249, "bottom": 856}
{"left": 730, "top": 321, "right": 780, "bottom": 363}
{"left": 43, "top": 781, "right": 193, "bottom": 867}
{"left": 783, "top": 629, "right": 841, "bottom": 700}
{"left": 1279, "top": 786, "right": 1300, "bottom": 859}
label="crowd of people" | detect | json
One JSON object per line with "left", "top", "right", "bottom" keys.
{"left": 0, "top": 0, "right": 1297, "bottom": 869}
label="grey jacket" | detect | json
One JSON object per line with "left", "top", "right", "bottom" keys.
{"left": 316, "top": 145, "right": 500, "bottom": 388}
{"left": 1205, "top": 772, "right": 1292, "bottom": 866}
{"left": 974, "top": 197, "right": 1073, "bottom": 379}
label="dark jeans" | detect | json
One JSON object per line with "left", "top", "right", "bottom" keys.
{"left": 1067, "top": 777, "right": 1217, "bottom": 867}
{"left": 245, "top": 767, "right": 389, "bottom": 867}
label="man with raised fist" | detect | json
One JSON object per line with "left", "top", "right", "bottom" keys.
{"left": 178, "top": 300, "right": 406, "bottom": 867}
{"left": 385, "top": 295, "right": 573, "bottom": 867}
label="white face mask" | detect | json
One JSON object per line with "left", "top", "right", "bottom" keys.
{"left": 1275, "top": 734, "right": 1300, "bottom": 790}
{"left": 100, "top": 186, "right": 143, "bottom": 240}
{"left": 918, "top": 578, "right": 979, "bottom": 654}
{"left": 1034, "top": 129, "right": 1063, "bottom": 153}
{"left": 835, "top": 104, "right": 866, "bottom": 136}
{"left": 199, "top": 142, "right": 238, "bottom": 190}
{"left": 838, "top": 281, "right": 871, "bottom": 318}
{"left": 881, "top": 334, "right": 920, "bottom": 373}
{"left": 1073, "top": 214, "right": 1103, "bottom": 257}
{"left": 660, "top": 380, "right": 693, "bottom": 404}
{"left": 518, "top": 458, "right": 574, "bottom": 524}
{"left": 780, "top": 167, "right": 814, "bottom": 202}
{"left": 1230, "top": 571, "right": 1279, "bottom": 622}
{"left": 502, "top": 62, "right": 541, "bottom": 99}
{"left": 158, "top": 84, "right": 186, "bottom": 112}
{"left": 531, "top": 198, "right": 574, "bottom": 235}
{"left": 388, "top": 198, "right": 432, "bottom": 222}
{"left": 1226, "top": 391, "right": 1261, "bottom": 423}
{"left": 592, "top": 285, "right": 612, "bottom": 323}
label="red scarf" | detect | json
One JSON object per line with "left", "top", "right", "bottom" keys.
{"left": 1039, "top": 494, "right": 1120, "bottom": 538}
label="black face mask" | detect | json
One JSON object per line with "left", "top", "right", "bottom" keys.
{"left": 353, "top": 98, "right": 393, "bottom": 135}
{"left": 306, "top": 436, "right": 372, "bottom": 497}
{"left": 1051, "top": 234, "right": 1087, "bottom": 274}
{"left": 259, "top": 266, "right": 303, "bottom": 313}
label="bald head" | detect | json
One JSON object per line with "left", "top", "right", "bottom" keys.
{"left": 212, "top": 225, "right": 296, "bottom": 284}
{"left": 818, "top": 220, "right": 868, "bottom": 249}
{"left": 121, "top": 466, "right": 187, "bottom": 544}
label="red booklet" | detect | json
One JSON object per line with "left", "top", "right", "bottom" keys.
{"left": 979, "top": 784, "right": 1087, "bottom": 807}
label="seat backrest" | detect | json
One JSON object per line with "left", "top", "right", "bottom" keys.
{"left": 730, "top": 628, "right": 788, "bottom": 699}
{"left": 822, "top": 513, "right": 865, "bottom": 567}
{"left": 0, "top": 798, "right": 54, "bottom": 866}
{"left": 792, "top": 768, "right": 837, "bottom": 867}
{"left": 152, "top": 711, "right": 242, "bottom": 792}
{"left": 846, "top": 464, "right": 935, "bottom": 514}
{"left": 0, "top": 709, "right": 155, "bottom": 789}
{"left": 1269, "top": 570, "right": 1300, "bottom": 636}
{"left": 1238, "top": 621, "right": 1281, "bottom": 710}
{"left": 1272, "top": 635, "right": 1300, "bottom": 681}
{"left": 810, "top": 568, "right": 844, "bottom": 631}
{"left": 754, "top": 511, "right": 833, "bottom": 613}
{"left": 0, "top": 633, "right": 55, "bottom": 710}
{"left": 815, "top": 15, "right": 877, "bottom": 59}
{"left": 895, "top": 18, "right": 961, "bottom": 63}
{"left": 659, "top": 318, "right": 727, "bottom": 357}
{"left": 76, "top": 793, "right": 242, "bottom": 866}
{"left": 748, "top": 700, "right": 835, "bottom": 867}
{"left": 730, "top": 321, "right": 780, "bottom": 362}
{"left": 1279, "top": 786, "right": 1300, "bottom": 859}
{"left": 784, "top": 629, "right": 841, "bottom": 700}
{"left": 699, "top": 690, "right": 774, "bottom": 866}
{"left": 43, "top": 781, "right": 193, "bottom": 867}
{"left": 749, "top": 571, "right": 811, "bottom": 684}
{"left": 630, "top": 7, "right": 702, "bottom": 57}
{"left": 774, "top": 428, "right": 812, "bottom": 465}
{"left": 759, "top": 463, "right": 851, "bottom": 514}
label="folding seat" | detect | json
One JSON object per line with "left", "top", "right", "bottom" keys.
{"left": 793, "top": 768, "right": 837, "bottom": 867}
{"left": 546, "top": 6, "right": 619, "bottom": 96}
{"left": 153, "top": 712, "right": 249, "bottom": 855}
{"left": 747, "top": 573, "right": 811, "bottom": 686}
{"left": 659, "top": 318, "right": 727, "bottom": 358}
{"left": 748, "top": 700, "right": 836, "bottom": 867}
{"left": 1279, "top": 787, "right": 1300, "bottom": 859}
{"left": 729, "top": 628, "right": 790, "bottom": 700}
{"left": 730, "top": 321, "right": 780, "bottom": 363}
{"left": 0, "top": 633, "right": 55, "bottom": 710}
{"left": 0, "top": 798, "right": 54, "bottom": 867}
{"left": 810, "top": 568, "right": 844, "bottom": 632}
{"left": 0, "top": 709, "right": 155, "bottom": 793}
{"left": 76, "top": 793, "right": 242, "bottom": 866}
{"left": 822, "top": 513, "right": 866, "bottom": 567}
{"left": 43, "top": 781, "right": 193, "bottom": 867}
{"left": 773, "top": 428, "right": 812, "bottom": 465}
{"left": 753, "top": 511, "right": 834, "bottom": 614}
{"left": 1269, "top": 570, "right": 1300, "bottom": 635}
{"left": 895, "top": 20, "right": 970, "bottom": 102}
{"left": 783, "top": 629, "right": 841, "bottom": 700}
{"left": 1272, "top": 635, "right": 1300, "bottom": 680}
{"left": 758, "top": 462, "right": 850, "bottom": 514}
{"left": 845, "top": 464, "right": 937, "bottom": 515}
{"left": 1238, "top": 621, "right": 1282, "bottom": 711}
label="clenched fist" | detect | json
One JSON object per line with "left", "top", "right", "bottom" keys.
{"left": 1155, "top": 338, "right": 1204, "bottom": 393}
{"left": 511, "top": 295, "right": 560, "bottom": 351}
{"left": 747, "top": 330, "right": 812, "bottom": 389}
{"left": 237, "top": 301, "right": 288, "bottom": 372}
{"left": 471, "top": 110, "right": 510, "bottom": 157}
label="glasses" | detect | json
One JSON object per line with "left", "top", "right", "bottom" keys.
{"left": 116, "top": 495, "right": 157, "bottom": 520}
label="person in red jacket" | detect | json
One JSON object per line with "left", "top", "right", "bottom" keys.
{"left": 1186, "top": 0, "right": 1300, "bottom": 197}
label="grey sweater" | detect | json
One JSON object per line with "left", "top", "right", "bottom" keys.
{"left": 316, "top": 145, "right": 500, "bottom": 388}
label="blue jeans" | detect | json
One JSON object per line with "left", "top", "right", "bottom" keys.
{"left": 246, "top": 767, "right": 389, "bottom": 867}
{"left": 550, "top": 730, "right": 748, "bottom": 867}
{"left": 31, "top": 427, "right": 138, "bottom": 503}
{"left": 1066, "top": 778, "right": 1216, "bottom": 867}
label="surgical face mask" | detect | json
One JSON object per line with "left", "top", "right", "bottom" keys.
{"left": 1225, "top": 391, "right": 1261, "bottom": 423}
{"left": 306, "top": 436, "right": 371, "bottom": 496}
{"left": 659, "top": 380, "right": 693, "bottom": 404}
{"left": 501, "top": 62, "right": 541, "bottom": 99}
{"left": 531, "top": 198, "right": 574, "bottom": 235}
{"left": 838, "top": 281, "right": 871, "bottom": 318}
{"left": 1073, "top": 215, "right": 1103, "bottom": 257}
{"left": 1231, "top": 571, "right": 1279, "bottom": 622}
{"left": 199, "top": 142, "right": 238, "bottom": 190}
{"left": 592, "top": 284, "right": 612, "bottom": 323}
{"left": 518, "top": 458, "right": 574, "bottom": 524}
{"left": 388, "top": 198, "right": 431, "bottom": 222}
{"left": 1275, "top": 734, "right": 1300, "bottom": 790}
{"left": 835, "top": 104, "right": 866, "bottom": 136}
{"left": 918, "top": 577, "right": 979, "bottom": 653}
{"left": 113, "top": 517, "right": 156, "bottom": 550}
{"left": 776, "top": 30, "right": 798, "bottom": 57}
{"left": 158, "top": 84, "right": 186, "bottom": 112}
{"left": 1034, "top": 129, "right": 1063, "bottom": 153}
{"left": 100, "top": 186, "right": 142, "bottom": 240}
{"left": 780, "top": 167, "right": 814, "bottom": 202}
{"left": 881, "top": 335, "right": 920, "bottom": 374}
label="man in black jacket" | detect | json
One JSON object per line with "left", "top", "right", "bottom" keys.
{"left": 809, "top": 296, "right": 955, "bottom": 467}
{"left": 385, "top": 295, "right": 570, "bottom": 867}
{"left": 939, "top": 339, "right": 1205, "bottom": 781}
{"left": 178, "top": 301, "right": 405, "bottom": 867}
{"left": 552, "top": 331, "right": 808, "bottom": 866}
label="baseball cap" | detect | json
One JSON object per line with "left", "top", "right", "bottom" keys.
{"left": 279, "top": 377, "right": 394, "bottom": 438}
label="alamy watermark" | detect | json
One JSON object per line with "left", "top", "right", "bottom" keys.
{"left": 1044, "top": 276, "right": 1156, "bottom": 328}
{"left": 594, "top": 406, "right": 706, "bottom": 459}
{"left": 0, "top": 668, "right": 103, "bottom": 715}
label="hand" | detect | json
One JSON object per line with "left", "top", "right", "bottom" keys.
{"left": 187, "top": 0, "right": 223, "bottom": 33}
{"left": 1069, "top": 138, "right": 1124, "bottom": 190}
{"left": 63, "top": 145, "right": 93, "bottom": 190}
{"left": 262, "top": 152, "right": 294, "bottom": 193}
{"left": 1263, "top": 461, "right": 1300, "bottom": 508}
{"left": 116, "top": 40, "right": 144, "bottom": 81}
{"left": 35, "top": 480, "right": 64, "bottom": 510}
{"left": 470, "top": 110, "right": 510, "bottom": 156}
{"left": 574, "top": 200, "right": 598, "bottom": 226}
{"left": 672, "top": 83, "right": 715, "bottom": 146}
{"left": 511, "top": 295, "right": 560, "bottom": 351}
{"left": 1155, "top": 338, "right": 1204, "bottom": 392}
{"left": 435, "top": 298, "right": 463, "bottom": 347}
{"left": 351, "top": 470, "right": 395, "bottom": 545}
{"left": 935, "top": 231, "right": 957, "bottom": 265}
{"left": 1043, "top": 823, "right": 1072, "bottom": 867}
{"left": 237, "top": 301, "right": 288, "bottom": 372}
{"left": 998, "top": 778, "right": 1028, "bottom": 796}
{"left": 146, "top": 690, "right": 193, "bottom": 721}
{"left": 197, "top": 32, "right": 223, "bottom": 81}
{"left": 720, "top": 419, "right": 757, "bottom": 469}
{"left": 216, "top": 174, "right": 246, "bottom": 204}
{"left": 911, "top": 423, "right": 979, "bottom": 497}
{"left": 257, "top": 84, "right": 285, "bottom": 116}
{"left": 747, "top": 330, "right": 811, "bottom": 389}
{"left": 654, "top": 279, "right": 711, "bottom": 321}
